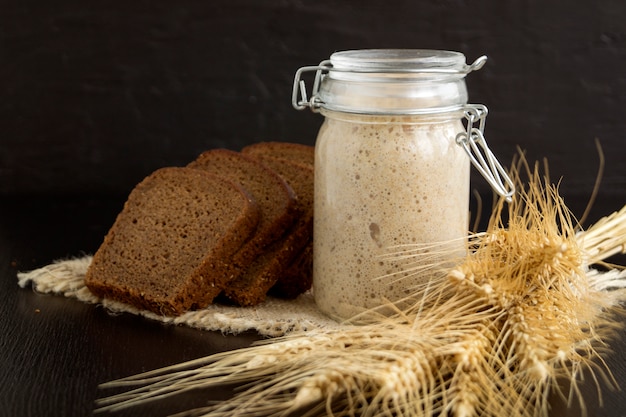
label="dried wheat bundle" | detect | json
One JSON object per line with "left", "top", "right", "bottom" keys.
{"left": 95, "top": 157, "right": 626, "bottom": 417}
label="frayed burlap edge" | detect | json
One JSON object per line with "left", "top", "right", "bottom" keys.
{"left": 16, "top": 256, "right": 342, "bottom": 337}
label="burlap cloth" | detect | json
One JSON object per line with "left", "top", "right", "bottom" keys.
{"left": 17, "top": 256, "right": 343, "bottom": 337}
{"left": 20, "top": 256, "right": 626, "bottom": 338}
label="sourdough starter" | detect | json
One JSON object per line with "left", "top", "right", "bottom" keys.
{"left": 313, "top": 113, "right": 470, "bottom": 320}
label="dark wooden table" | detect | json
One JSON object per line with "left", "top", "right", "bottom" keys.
{"left": 2, "top": 195, "right": 625, "bottom": 417}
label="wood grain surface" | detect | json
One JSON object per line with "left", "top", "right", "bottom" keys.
{"left": 0, "top": 196, "right": 624, "bottom": 417}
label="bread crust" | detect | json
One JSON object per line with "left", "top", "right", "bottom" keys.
{"left": 85, "top": 167, "right": 260, "bottom": 315}
{"left": 188, "top": 149, "right": 299, "bottom": 266}
{"left": 242, "top": 141, "right": 314, "bottom": 167}
{"left": 225, "top": 155, "right": 314, "bottom": 305}
{"left": 86, "top": 142, "right": 315, "bottom": 313}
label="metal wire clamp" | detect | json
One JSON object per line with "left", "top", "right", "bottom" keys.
{"left": 456, "top": 104, "right": 515, "bottom": 202}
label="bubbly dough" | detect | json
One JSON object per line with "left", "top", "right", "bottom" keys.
{"left": 313, "top": 113, "right": 470, "bottom": 320}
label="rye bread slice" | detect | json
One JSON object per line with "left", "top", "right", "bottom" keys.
{"left": 223, "top": 156, "right": 314, "bottom": 305}
{"left": 268, "top": 240, "right": 313, "bottom": 299}
{"left": 242, "top": 143, "right": 314, "bottom": 301}
{"left": 84, "top": 167, "right": 259, "bottom": 316}
{"left": 187, "top": 149, "right": 299, "bottom": 277}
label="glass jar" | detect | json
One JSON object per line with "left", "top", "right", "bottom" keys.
{"left": 293, "top": 49, "right": 513, "bottom": 321}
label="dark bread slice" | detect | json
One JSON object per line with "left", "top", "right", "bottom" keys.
{"left": 224, "top": 156, "right": 314, "bottom": 305}
{"left": 242, "top": 142, "right": 314, "bottom": 300}
{"left": 268, "top": 240, "right": 313, "bottom": 299}
{"left": 187, "top": 149, "right": 299, "bottom": 283}
{"left": 85, "top": 167, "right": 259, "bottom": 316}
{"left": 242, "top": 141, "right": 314, "bottom": 167}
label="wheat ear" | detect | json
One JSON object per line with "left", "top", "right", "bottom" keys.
{"left": 94, "top": 154, "right": 626, "bottom": 417}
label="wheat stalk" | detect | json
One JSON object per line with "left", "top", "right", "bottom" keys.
{"left": 94, "top": 156, "right": 626, "bottom": 417}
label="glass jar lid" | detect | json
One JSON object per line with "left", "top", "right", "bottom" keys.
{"left": 328, "top": 49, "right": 467, "bottom": 79}
{"left": 293, "top": 49, "right": 486, "bottom": 115}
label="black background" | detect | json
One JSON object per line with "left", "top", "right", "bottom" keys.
{"left": 1, "top": 0, "right": 625, "bottom": 207}
{"left": 1, "top": 1, "right": 626, "bottom": 417}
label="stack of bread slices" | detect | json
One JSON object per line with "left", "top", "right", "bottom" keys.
{"left": 85, "top": 142, "right": 314, "bottom": 316}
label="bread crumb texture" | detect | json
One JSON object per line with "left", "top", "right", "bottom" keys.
{"left": 85, "top": 143, "right": 315, "bottom": 315}
{"left": 85, "top": 167, "right": 260, "bottom": 316}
